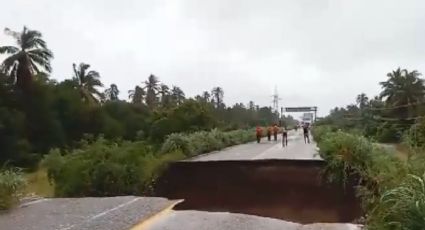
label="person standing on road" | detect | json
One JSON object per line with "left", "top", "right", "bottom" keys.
{"left": 303, "top": 124, "right": 310, "bottom": 144}
{"left": 256, "top": 126, "right": 263, "bottom": 143}
{"left": 282, "top": 126, "right": 288, "bottom": 147}
{"left": 273, "top": 124, "right": 279, "bottom": 141}
{"left": 267, "top": 126, "right": 272, "bottom": 141}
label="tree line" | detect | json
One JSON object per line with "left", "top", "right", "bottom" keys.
{"left": 0, "top": 26, "right": 283, "bottom": 167}
{"left": 318, "top": 67, "right": 425, "bottom": 143}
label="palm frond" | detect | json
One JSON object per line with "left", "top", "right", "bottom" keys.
{"left": 27, "top": 52, "right": 52, "bottom": 72}
{"left": 29, "top": 59, "right": 40, "bottom": 74}
{"left": 0, "top": 46, "right": 19, "bottom": 54}
{"left": 1, "top": 52, "right": 21, "bottom": 74}
{"left": 21, "top": 28, "right": 43, "bottom": 50}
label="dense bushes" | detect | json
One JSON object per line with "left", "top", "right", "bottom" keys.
{"left": 43, "top": 138, "right": 184, "bottom": 197}
{"left": 43, "top": 129, "right": 254, "bottom": 197}
{"left": 315, "top": 126, "right": 413, "bottom": 228}
{"left": 0, "top": 168, "right": 26, "bottom": 209}
{"left": 160, "top": 129, "right": 254, "bottom": 156}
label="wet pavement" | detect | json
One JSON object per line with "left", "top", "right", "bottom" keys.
{"left": 145, "top": 210, "right": 361, "bottom": 230}
{"left": 190, "top": 130, "right": 321, "bottom": 161}
{"left": 0, "top": 196, "right": 178, "bottom": 230}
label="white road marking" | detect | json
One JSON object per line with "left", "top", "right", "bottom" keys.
{"left": 60, "top": 197, "right": 141, "bottom": 230}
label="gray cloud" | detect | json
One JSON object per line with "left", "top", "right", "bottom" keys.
{"left": 1, "top": 0, "right": 425, "bottom": 116}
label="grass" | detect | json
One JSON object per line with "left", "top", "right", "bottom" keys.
{"left": 24, "top": 168, "right": 54, "bottom": 197}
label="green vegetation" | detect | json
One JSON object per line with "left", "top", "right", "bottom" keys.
{"left": 313, "top": 126, "right": 425, "bottom": 229}
{"left": 317, "top": 68, "right": 425, "bottom": 144}
{"left": 0, "top": 168, "right": 26, "bottom": 209}
{"left": 43, "top": 129, "right": 254, "bottom": 197}
{"left": 0, "top": 26, "right": 279, "bottom": 169}
{"left": 315, "top": 66, "right": 425, "bottom": 228}
{"left": 0, "top": 26, "right": 282, "bottom": 207}
{"left": 24, "top": 168, "right": 54, "bottom": 197}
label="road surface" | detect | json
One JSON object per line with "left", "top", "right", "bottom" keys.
{"left": 0, "top": 196, "right": 179, "bottom": 230}
{"left": 145, "top": 210, "right": 361, "bottom": 230}
{"left": 190, "top": 130, "right": 321, "bottom": 161}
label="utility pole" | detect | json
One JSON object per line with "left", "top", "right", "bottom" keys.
{"left": 271, "top": 86, "right": 281, "bottom": 124}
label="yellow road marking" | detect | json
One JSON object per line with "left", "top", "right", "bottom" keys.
{"left": 130, "top": 199, "right": 183, "bottom": 230}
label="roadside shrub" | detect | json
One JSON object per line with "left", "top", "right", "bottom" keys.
{"left": 375, "top": 122, "right": 402, "bottom": 143}
{"left": 368, "top": 173, "right": 425, "bottom": 230}
{"left": 43, "top": 138, "right": 182, "bottom": 197}
{"left": 318, "top": 131, "right": 373, "bottom": 186}
{"left": 161, "top": 129, "right": 255, "bottom": 157}
{"left": 404, "top": 119, "right": 425, "bottom": 149}
{"left": 160, "top": 133, "right": 193, "bottom": 156}
{"left": 44, "top": 129, "right": 254, "bottom": 197}
{"left": 311, "top": 125, "right": 333, "bottom": 143}
{"left": 0, "top": 168, "right": 26, "bottom": 209}
{"left": 318, "top": 130, "right": 409, "bottom": 228}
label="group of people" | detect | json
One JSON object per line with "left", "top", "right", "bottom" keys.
{"left": 255, "top": 123, "right": 311, "bottom": 147}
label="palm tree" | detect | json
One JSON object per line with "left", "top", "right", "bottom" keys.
{"left": 202, "top": 91, "right": 210, "bottom": 102}
{"left": 144, "top": 74, "right": 160, "bottom": 109}
{"left": 0, "top": 27, "right": 53, "bottom": 89}
{"left": 171, "top": 86, "right": 185, "bottom": 105}
{"left": 72, "top": 62, "right": 103, "bottom": 104}
{"left": 380, "top": 68, "right": 425, "bottom": 119}
{"left": 211, "top": 87, "right": 224, "bottom": 108}
{"left": 104, "top": 83, "right": 119, "bottom": 101}
{"left": 356, "top": 93, "right": 369, "bottom": 110}
{"left": 128, "top": 85, "right": 146, "bottom": 104}
{"left": 248, "top": 101, "right": 255, "bottom": 110}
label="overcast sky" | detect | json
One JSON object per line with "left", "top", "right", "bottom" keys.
{"left": 2, "top": 0, "right": 425, "bottom": 116}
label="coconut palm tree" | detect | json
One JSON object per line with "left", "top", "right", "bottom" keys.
{"left": 380, "top": 68, "right": 425, "bottom": 119}
{"left": 211, "top": 87, "right": 224, "bottom": 108}
{"left": 144, "top": 74, "right": 160, "bottom": 109}
{"left": 72, "top": 62, "right": 103, "bottom": 104}
{"left": 202, "top": 91, "right": 210, "bottom": 102}
{"left": 128, "top": 85, "right": 146, "bottom": 104}
{"left": 356, "top": 93, "right": 369, "bottom": 110}
{"left": 104, "top": 83, "right": 119, "bottom": 101}
{"left": 171, "top": 86, "right": 185, "bottom": 105}
{"left": 0, "top": 27, "right": 53, "bottom": 89}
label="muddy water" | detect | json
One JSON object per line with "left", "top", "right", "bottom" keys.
{"left": 154, "top": 159, "right": 361, "bottom": 224}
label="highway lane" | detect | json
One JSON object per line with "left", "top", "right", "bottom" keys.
{"left": 145, "top": 210, "right": 361, "bottom": 230}
{"left": 189, "top": 130, "right": 321, "bottom": 161}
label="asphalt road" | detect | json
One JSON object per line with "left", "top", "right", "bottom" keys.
{"left": 0, "top": 196, "right": 178, "bottom": 230}
{"left": 190, "top": 130, "right": 321, "bottom": 161}
{"left": 145, "top": 210, "right": 361, "bottom": 230}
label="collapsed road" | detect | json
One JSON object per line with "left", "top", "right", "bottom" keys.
{"left": 0, "top": 131, "right": 362, "bottom": 230}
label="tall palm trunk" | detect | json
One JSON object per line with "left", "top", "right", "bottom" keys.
{"left": 16, "top": 55, "right": 32, "bottom": 90}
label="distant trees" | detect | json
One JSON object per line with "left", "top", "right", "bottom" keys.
{"left": 72, "top": 62, "right": 103, "bottom": 104}
{"left": 104, "top": 84, "right": 119, "bottom": 101}
{"left": 319, "top": 68, "right": 425, "bottom": 143}
{"left": 171, "top": 86, "right": 185, "bottom": 105}
{"left": 144, "top": 74, "right": 160, "bottom": 109}
{"left": 211, "top": 87, "right": 224, "bottom": 108}
{"left": 128, "top": 86, "right": 145, "bottom": 104}
{"left": 0, "top": 27, "right": 53, "bottom": 89}
{"left": 356, "top": 93, "right": 369, "bottom": 111}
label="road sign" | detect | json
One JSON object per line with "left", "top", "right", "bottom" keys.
{"left": 285, "top": 107, "right": 317, "bottom": 112}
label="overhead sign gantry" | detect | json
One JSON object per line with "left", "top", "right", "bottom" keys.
{"left": 281, "top": 106, "right": 318, "bottom": 122}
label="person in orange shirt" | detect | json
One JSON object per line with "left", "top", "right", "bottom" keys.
{"left": 256, "top": 126, "right": 263, "bottom": 143}
{"left": 267, "top": 126, "right": 272, "bottom": 141}
{"left": 273, "top": 124, "right": 279, "bottom": 141}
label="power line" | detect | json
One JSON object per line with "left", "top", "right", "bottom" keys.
{"left": 367, "top": 101, "right": 425, "bottom": 111}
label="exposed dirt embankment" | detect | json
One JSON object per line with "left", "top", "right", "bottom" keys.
{"left": 154, "top": 159, "right": 361, "bottom": 224}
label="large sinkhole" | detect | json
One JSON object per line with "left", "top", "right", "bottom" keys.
{"left": 154, "top": 159, "right": 361, "bottom": 224}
